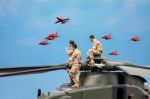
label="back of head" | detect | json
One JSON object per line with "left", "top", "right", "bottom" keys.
{"left": 72, "top": 43, "right": 78, "bottom": 49}
{"left": 89, "top": 34, "right": 95, "bottom": 39}
{"left": 69, "top": 40, "right": 75, "bottom": 45}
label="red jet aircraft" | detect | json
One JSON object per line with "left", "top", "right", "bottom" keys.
{"left": 109, "top": 50, "right": 119, "bottom": 56}
{"left": 130, "top": 36, "right": 141, "bottom": 42}
{"left": 45, "top": 33, "right": 59, "bottom": 40}
{"left": 101, "top": 34, "right": 112, "bottom": 40}
{"left": 39, "top": 40, "right": 49, "bottom": 45}
{"left": 55, "top": 17, "right": 69, "bottom": 24}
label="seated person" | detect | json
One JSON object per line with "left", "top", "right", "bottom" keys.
{"left": 87, "top": 34, "right": 103, "bottom": 65}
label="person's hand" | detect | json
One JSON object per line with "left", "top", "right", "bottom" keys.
{"left": 68, "top": 60, "right": 72, "bottom": 67}
{"left": 66, "top": 47, "right": 68, "bottom": 50}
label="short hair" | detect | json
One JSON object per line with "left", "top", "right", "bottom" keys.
{"left": 69, "top": 40, "right": 75, "bottom": 45}
{"left": 89, "top": 34, "right": 95, "bottom": 39}
{"left": 72, "top": 43, "right": 77, "bottom": 48}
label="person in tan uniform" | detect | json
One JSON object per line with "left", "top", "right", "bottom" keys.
{"left": 67, "top": 43, "right": 81, "bottom": 88}
{"left": 66, "top": 40, "right": 75, "bottom": 85}
{"left": 66, "top": 40, "right": 75, "bottom": 56}
{"left": 87, "top": 34, "right": 103, "bottom": 65}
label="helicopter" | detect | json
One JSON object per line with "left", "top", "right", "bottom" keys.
{"left": 0, "top": 56, "right": 150, "bottom": 99}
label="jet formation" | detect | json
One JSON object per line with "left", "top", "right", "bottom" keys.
{"left": 39, "top": 33, "right": 59, "bottom": 45}
{"left": 39, "top": 16, "right": 141, "bottom": 56}
{"left": 39, "top": 17, "right": 69, "bottom": 46}
{"left": 101, "top": 34, "right": 141, "bottom": 56}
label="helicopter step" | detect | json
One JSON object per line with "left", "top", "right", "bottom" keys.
{"left": 86, "top": 56, "right": 106, "bottom": 72}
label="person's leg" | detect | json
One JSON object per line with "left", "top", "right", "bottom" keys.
{"left": 67, "top": 69, "right": 74, "bottom": 85}
{"left": 70, "top": 64, "right": 80, "bottom": 88}
{"left": 75, "top": 71, "right": 80, "bottom": 86}
{"left": 73, "top": 64, "right": 81, "bottom": 87}
{"left": 93, "top": 49, "right": 101, "bottom": 57}
{"left": 87, "top": 49, "right": 95, "bottom": 64}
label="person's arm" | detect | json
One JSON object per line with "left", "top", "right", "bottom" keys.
{"left": 99, "top": 42, "right": 103, "bottom": 51}
{"left": 68, "top": 50, "right": 78, "bottom": 65}
{"left": 93, "top": 40, "right": 103, "bottom": 51}
{"left": 66, "top": 47, "right": 73, "bottom": 55}
{"left": 66, "top": 47, "right": 69, "bottom": 54}
{"left": 92, "top": 40, "right": 98, "bottom": 50}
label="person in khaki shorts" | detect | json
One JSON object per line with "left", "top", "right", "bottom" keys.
{"left": 87, "top": 34, "right": 103, "bottom": 65}
{"left": 66, "top": 40, "right": 75, "bottom": 85}
{"left": 68, "top": 43, "right": 81, "bottom": 88}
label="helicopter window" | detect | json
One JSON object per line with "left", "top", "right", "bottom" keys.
{"left": 118, "top": 74, "right": 125, "bottom": 84}
{"left": 117, "top": 88, "right": 124, "bottom": 99}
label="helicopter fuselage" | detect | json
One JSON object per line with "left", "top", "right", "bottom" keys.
{"left": 38, "top": 71, "right": 149, "bottom": 99}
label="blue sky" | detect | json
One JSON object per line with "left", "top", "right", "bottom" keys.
{"left": 0, "top": 0, "right": 150, "bottom": 99}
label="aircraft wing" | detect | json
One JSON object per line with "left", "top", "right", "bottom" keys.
{"left": 64, "top": 18, "right": 69, "bottom": 20}
{"left": 117, "top": 65, "right": 150, "bottom": 77}
{"left": 55, "top": 21, "right": 60, "bottom": 24}
{"left": 56, "top": 17, "right": 62, "bottom": 20}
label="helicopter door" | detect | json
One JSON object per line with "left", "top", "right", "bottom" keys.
{"left": 118, "top": 74, "right": 126, "bottom": 84}
{"left": 117, "top": 88, "right": 125, "bottom": 99}
{"left": 112, "top": 86, "right": 126, "bottom": 99}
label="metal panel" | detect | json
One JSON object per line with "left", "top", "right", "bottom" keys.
{"left": 117, "top": 66, "right": 150, "bottom": 77}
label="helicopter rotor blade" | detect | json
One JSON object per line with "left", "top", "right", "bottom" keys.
{"left": 116, "top": 65, "right": 150, "bottom": 77}
{"left": 0, "top": 61, "right": 88, "bottom": 77}
{"left": 0, "top": 64, "right": 67, "bottom": 77}
{"left": 0, "top": 66, "right": 51, "bottom": 73}
{"left": 103, "top": 60, "right": 150, "bottom": 77}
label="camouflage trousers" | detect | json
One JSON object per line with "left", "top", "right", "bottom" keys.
{"left": 67, "top": 64, "right": 81, "bottom": 87}
{"left": 87, "top": 48, "right": 102, "bottom": 63}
